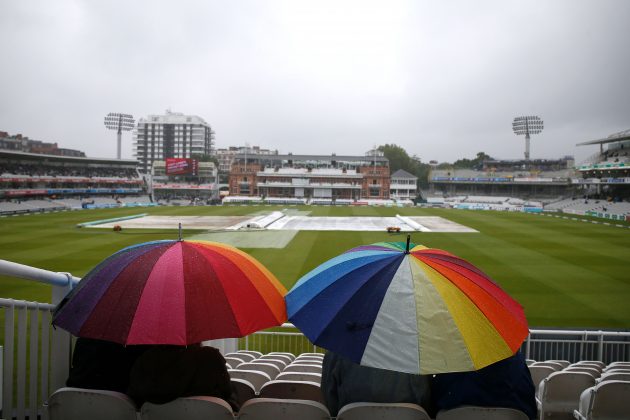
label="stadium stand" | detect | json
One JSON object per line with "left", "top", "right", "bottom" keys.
{"left": 0, "top": 150, "right": 149, "bottom": 215}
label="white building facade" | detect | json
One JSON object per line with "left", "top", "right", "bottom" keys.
{"left": 133, "top": 110, "right": 215, "bottom": 173}
{"left": 390, "top": 169, "right": 418, "bottom": 199}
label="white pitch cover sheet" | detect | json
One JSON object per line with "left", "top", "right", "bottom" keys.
{"left": 267, "top": 216, "right": 416, "bottom": 231}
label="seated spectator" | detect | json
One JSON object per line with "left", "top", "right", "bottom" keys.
{"left": 321, "top": 351, "right": 434, "bottom": 417}
{"left": 127, "top": 344, "right": 238, "bottom": 410}
{"left": 66, "top": 337, "right": 148, "bottom": 393}
{"left": 431, "top": 351, "right": 536, "bottom": 419}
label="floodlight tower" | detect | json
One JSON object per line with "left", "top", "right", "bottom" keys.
{"left": 104, "top": 113, "right": 135, "bottom": 159}
{"left": 512, "top": 115, "right": 544, "bottom": 160}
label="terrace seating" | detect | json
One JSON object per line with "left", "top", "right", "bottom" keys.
{"left": 435, "top": 406, "right": 528, "bottom": 420}
{"left": 237, "top": 398, "right": 331, "bottom": 420}
{"left": 47, "top": 387, "right": 138, "bottom": 420}
{"left": 337, "top": 402, "right": 431, "bottom": 420}
{"left": 140, "top": 396, "right": 234, "bottom": 420}
{"left": 574, "top": 380, "right": 630, "bottom": 420}
{"left": 536, "top": 371, "right": 595, "bottom": 419}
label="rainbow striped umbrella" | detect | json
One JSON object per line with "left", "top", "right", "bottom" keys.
{"left": 53, "top": 240, "right": 287, "bottom": 345}
{"left": 286, "top": 238, "right": 528, "bottom": 374}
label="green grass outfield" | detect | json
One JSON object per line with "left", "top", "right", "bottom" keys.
{"left": 1, "top": 205, "right": 629, "bottom": 329}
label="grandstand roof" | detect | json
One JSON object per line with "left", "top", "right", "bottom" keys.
{"left": 234, "top": 153, "right": 389, "bottom": 163}
{"left": 0, "top": 150, "right": 138, "bottom": 165}
{"left": 577, "top": 129, "right": 630, "bottom": 146}
{"left": 391, "top": 169, "right": 417, "bottom": 179}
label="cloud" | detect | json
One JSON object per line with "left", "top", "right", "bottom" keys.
{"left": 1, "top": 0, "right": 628, "bottom": 163}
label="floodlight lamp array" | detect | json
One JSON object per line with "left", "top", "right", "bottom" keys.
{"left": 104, "top": 113, "right": 135, "bottom": 131}
{"left": 512, "top": 115, "right": 544, "bottom": 136}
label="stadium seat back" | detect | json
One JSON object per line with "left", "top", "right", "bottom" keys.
{"left": 47, "top": 387, "right": 138, "bottom": 420}
{"left": 249, "top": 358, "right": 287, "bottom": 371}
{"left": 337, "top": 402, "right": 431, "bottom": 420}
{"left": 229, "top": 369, "right": 271, "bottom": 392}
{"left": 531, "top": 361, "right": 564, "bottom": 371}
{"left": 237, "top": 362, "right": 282, "bottom": 379}
{"left": 237, "top": 350, "right": 263, "bottom": 358}
{"left": 283, "top": 363, "right": 323, "bottom": 374}
{"left": 231, "top": 378, "right": 258, "bottom": 407}
{"left": 597, "top": 372, "right": 630, "bottom": 383}
{"left": 538, "top": 371, "right": 596, "bottom": 419}
{"left": 267, "top": 351, "right": 296, "bottom": 362}
{"left": 564, "top": 366, "right": 600, "bottom": 378}
{"left": 436, "top": 405, "right": 529, "bottom": 420}
{"left": 225, "top": 352, "right": 256, "bottom": 363}
{"left": 258, "top": 379, "right": 324, "bottom": 404}
{"left": 276, "top": 371, "right": 322, "bottom": 384}
{"left": 528, "top": 365, "right": 556, "bottom": 393}
{"left": 260, "top": 353, "right": 294, "bottom": 364}
{"left": 589, "top": 380, "right": 630, "bottom": 418}
{"left": 225, "top": 356, "right": 244, "bottom": 369}
{"left": 237, "top": 397, "right": 330, "bottom": 420}
{"left": 141, "top": 396, "right": 234, "bottom": 420}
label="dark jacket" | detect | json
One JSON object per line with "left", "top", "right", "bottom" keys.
{"left": 66, "top": 337, "right": 147, "bottom": 393}
{"left": 431, "top": 351, "right": 536, "bottom": 419}
{"left": 322, "top": 351, "right": 434, "bottom": 417}
{"left": 127, "top": 345, "right": 238, "bottom": 410}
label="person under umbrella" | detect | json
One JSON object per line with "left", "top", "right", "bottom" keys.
{"left": 54, "top": 239, "right": 287, "bottom": 409}
{"left": 286, "top": 236, "right": 531, "bottom": 415}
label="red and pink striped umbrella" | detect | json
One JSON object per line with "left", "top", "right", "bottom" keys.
{"left": 53, "top": 240, "right": 287, "bottom": 345}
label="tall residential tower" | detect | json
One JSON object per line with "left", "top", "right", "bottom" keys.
{"left": 132, "top": 110, "right": 215, "bottom": 173}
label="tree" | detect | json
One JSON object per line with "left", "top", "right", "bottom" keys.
{"left": 378, "top": 144, "right": 431, "bottom": 189}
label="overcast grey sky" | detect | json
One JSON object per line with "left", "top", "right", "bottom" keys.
{"left": 1, "top": 1, "right": 629, "bottom": 163}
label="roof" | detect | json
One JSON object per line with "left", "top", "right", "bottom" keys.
{"left": 577, "top": 129, "right": 630, "bottom": 146}
{"left": 0, "top": 150, "right": 138, "bottom": 165}
{"left": 233, "top": 153, "right": 389, "bottom": 163}
{"left": 391, "top": 169, "right": 417, "bottom": 179}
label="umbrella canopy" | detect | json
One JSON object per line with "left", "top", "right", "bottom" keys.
{"left": 53, "top": 240, "right": 287, "bottom": 345}
{"left": 286, "top": 239, "right": 528, "bottom": 375}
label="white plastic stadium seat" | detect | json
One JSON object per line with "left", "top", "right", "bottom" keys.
{"left": 237, "top": 397, "right": 330, "bottom": 420}
{"left": 337, "top": 402, "right": 431, "bottom": 420}
{"left": 573, "top": 380, "right": 630, "bottom": 420}
{"left": 260, "top": 353, "right": 294, "bottom": 364}
{"left": 47, "top": 387, "right": 138, "bottom": 420}
{"left": 249, "top": 358, "right": 287, "bottom": 371}
{"left": 528, "top": 365, "right": 556, "bottom": 393}
{"left": 276, "top": 371, "right": 322, "bottom": 384}
{"left": 230, "top": 378, "right": 258, "bottom": 407}
{"left": 225, "top": 356, "right": 244, "bottom": 369}
{"left": 537, "top": 371, "right": 595, "bottom": 419}
{"left": 597, "top": 372, "right": 630, "bottom": 383}
{"left": 237, "top": 362, "right": 282, "bottom": 379}
{"left": 547, "top": 360, "right": 571, "bottom": 369}
{"left": 531, "top": 361, "right": 564, "bottom": 371}
{"left": 237, "top": 350, "right": 263, "bottom": 358}
{"left": 141, "top": 396, "right": 234, "bottom": 420}
{"left": 226, "top": 352, "right": 257, "bottom": 363}
{"left": 436, "top": 406, "right": 529, "bottom": 420}
{"left": 267, "top": 352, "right": 296, "bottom": 362}
{"left": 228, "top": 369, "right": 272, "bottom": 392}
{"left": 258, "top": 379, "right": 325, "bottom": 404}
{"left": 563, "top": 366, "right": 600, "bottom": 378}
{"left": 283, "top": 363, "right": 323, "bottom": 374}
